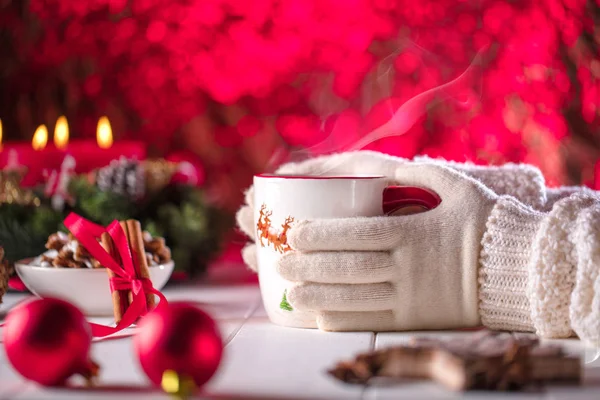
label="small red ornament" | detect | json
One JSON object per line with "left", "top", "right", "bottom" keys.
{"left": 166, "top": 151, "right": 206, "bottom": 187}
{"left": 134, "top": 302, "right": 223, "bottom": 391}
{"left": 3, "top": 297, "right": 99, "bottom": 386}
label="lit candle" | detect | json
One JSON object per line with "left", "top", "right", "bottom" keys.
{"left": 1, "top": 116, "right": 147, "bottom": 185}
{"left": 54, "top": 116, "right": 69, "bottom": 150}
{"left": 32, "top": 124, "right": 49, "bottom": 151}
{"left": 0, "top": 123, "right": 55, "bottom": 186}
{"left": 68, "top": 116, "right": 145, "bottom": 172}
{"left": 97, "top": 116, "right": 113, "bottom": 149}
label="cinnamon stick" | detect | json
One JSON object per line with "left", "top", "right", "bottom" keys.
{"left": 125, "top": 219, "right": 156, "bottom": 310}
{"left": 119, "top": 221, "right": 135, "bottom": 307}
{"left": 101, "top": 232, "right": 128, "bottom": 323}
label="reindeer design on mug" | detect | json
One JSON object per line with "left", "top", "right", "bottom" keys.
{"left": 256, "top": 204, "right": 294, "bottom": 254}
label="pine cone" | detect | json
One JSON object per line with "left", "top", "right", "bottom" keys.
{"left": 142, "top": 159, "right": 178, "bottom": 193}
{"left": 96, "top": 157, "right": 145, "bottom": 199}
{"left": 1, "top": 247, "right": 9, "bottom": 304}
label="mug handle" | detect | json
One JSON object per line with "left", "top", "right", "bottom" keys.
{"left": 382, "top": 185, "right": 442, "bottom": 216}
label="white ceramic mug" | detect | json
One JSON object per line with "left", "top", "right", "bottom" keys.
{"left": 253, "top": 173, "right": 440, "bottom": 329}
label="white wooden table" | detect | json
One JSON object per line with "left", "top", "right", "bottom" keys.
{"left": 2, "top": 265, "right": 600, "bottom": 400}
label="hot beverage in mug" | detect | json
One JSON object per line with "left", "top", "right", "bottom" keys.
{"left": 254, "top": 174, "right": 441, "bottom": 328}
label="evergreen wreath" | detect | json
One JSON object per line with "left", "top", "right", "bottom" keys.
{"left": 0, "top": 159, "right": 233, "bottom": 278}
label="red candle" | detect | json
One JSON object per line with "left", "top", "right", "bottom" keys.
{"left": 0, "top": 124, "right": 58, "bottom": 186}
{"left": 0, "top": 117, "right": 146, "bottom": 186}
{"left": 61, "top": 140, "right": 146, "bottom": 173}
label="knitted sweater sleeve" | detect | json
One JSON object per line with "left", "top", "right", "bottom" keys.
{"left": 479, "top": 192, "right": 600, "bottom": 344}
{"left": 414, "top": 156, "right": 547, "bottom": 209}
{"left": 543, "top": 186, "right": 599, "bottom": 210}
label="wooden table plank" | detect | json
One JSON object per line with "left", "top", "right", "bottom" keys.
{"left": 0, "top": 292, "right": 31, "bottom": 314}
{"left": 5, "top": 275, "right": 598, "bottom": 400}
{"left": 540, "top": 338, "right": 600, "bottom": 400}
{"left": 1, "top": 276, "right": 261, "bottom": 400}
{"left": 363, "top": 332, "right": 483, "bottom": 400}
{"left": 0, "top": 339, "right": 29, "bottom": 399}
{"left": 9, "top": 335, "right": 168, "bottom": 400}
{"left": 363, "top": 332, "right": 600, "bottom": 400}
{"left": 159, "top": 282, "right": 262, "bottom": 322}
{"left": 5, "top": 320, "right": 245, "bottom": 400}
{"left": 1, "top": 291, "right": 32, "bottom": 398}
{"left": 204, "top": 317, "right": 374, "bottom": 400}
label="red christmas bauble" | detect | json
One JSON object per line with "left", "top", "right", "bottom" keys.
{"left": 166, "top": 151, "right": 206, "bottom": 187}
{"left": 3, "top": 298, "right": 98, "bottom": 386}
{"left": 134, "top": 302, "right": 223, "bottom": 389}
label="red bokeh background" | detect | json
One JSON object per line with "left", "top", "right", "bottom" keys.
{"left": 2, "top": 0, "right": 600, "bottom": 217}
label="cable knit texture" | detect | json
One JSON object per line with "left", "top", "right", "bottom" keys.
{"left": 570, "top": 205, "right": 600, "bottom": 344}
{"left": 480, "top": 192, "right": 600, "bottom": 344}
{"left": 529, "top": 193, "right": 598, "bottom": 340}
{"left": 479, "top": 196, "right": 544, "bottom": 332}
{"left": 543, "top": 186, "right": 599, "bottom": 211}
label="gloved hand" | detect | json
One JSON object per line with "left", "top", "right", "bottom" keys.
{"left": 277, "top": 163, "right": 502, "bottom": 331}
{"left": 237, "top": 150, "right": 545, "bottom": 272}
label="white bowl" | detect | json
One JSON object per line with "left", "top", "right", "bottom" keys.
{"left": 15, "top": 260, "right": 174, "bottom": 316}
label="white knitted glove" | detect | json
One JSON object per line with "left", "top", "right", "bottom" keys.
{"left": 237, "top": 151, "right": 546, "bottom": 272}
{"left": 277, "top": 163, "right": 500, "bottom": 331}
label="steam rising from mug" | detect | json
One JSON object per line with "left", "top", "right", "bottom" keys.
{"left": 267, "top": 49, "right": 486, "bottom": 175}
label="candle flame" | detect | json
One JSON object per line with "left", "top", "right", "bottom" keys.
{"left": 32, "top": 124, "right": 48, "bottom": 151}
{"left": 97, "top": 116, "right": 113, "bottom": 149}
{"left": 54, "top": 115, "right": 69, "bottom": 149}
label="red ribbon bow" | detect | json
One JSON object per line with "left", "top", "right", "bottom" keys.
{"left": 64, "top": 213, "right": 168, "bottom": 338}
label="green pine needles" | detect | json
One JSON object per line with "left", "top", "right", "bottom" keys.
{"left": 0, "top": 174, "right": 233, "bottom": 277}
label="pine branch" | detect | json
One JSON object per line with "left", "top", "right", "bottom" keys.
{"left": 69, "top": 176, "right": 136, "bottom": 225}
{"left": 0, "top": 208, "right": 48, "bottom": 263}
